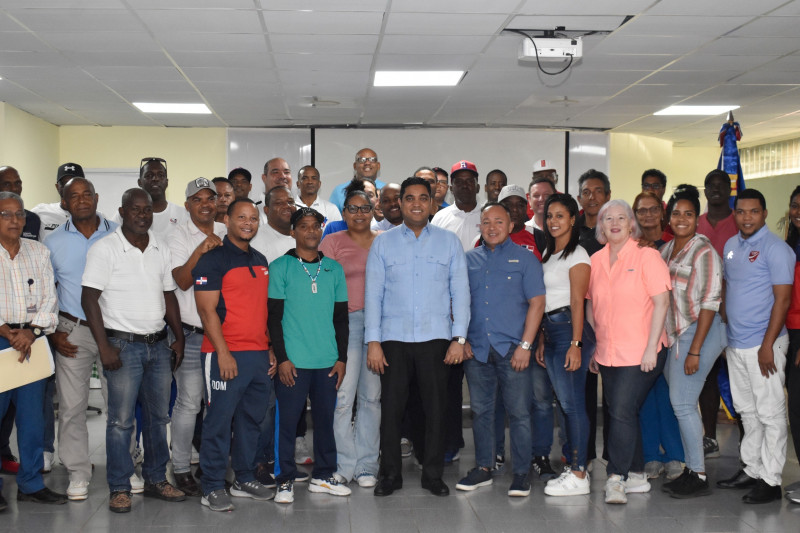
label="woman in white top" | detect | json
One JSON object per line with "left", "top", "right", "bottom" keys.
{"left": 535, "top": 194, "right": 595, "bottom": 496}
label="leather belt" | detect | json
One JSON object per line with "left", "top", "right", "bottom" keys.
{"left": 546, "top": 306, "right": 571, "bottom": 317}
{"left": 4, "top": 322, "right": 31, "bottom": 329}
{"left": 59, "top": 311, "right": 86, "bottom": 327}
{"left": 181, "top": 322, "right": 204, "bottom": 335}
{"left": 104, "top": 328, "right": 167, "bottom": 345}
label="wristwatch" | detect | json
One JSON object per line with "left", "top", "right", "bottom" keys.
{"left": 31, "top": 327, "right": 43, "bottom": 338}
{"left": 519, "top": 340, "right": 532, "bottom": 351}
{"left": 570, "top": 340, "right": 583, "bottom": 348}
{"left": 453, "top": 337, "right": 466, "bottom": 345}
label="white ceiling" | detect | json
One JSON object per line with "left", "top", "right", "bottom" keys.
{"left": 1, "top": 0, "right": 799, "bottom": 146}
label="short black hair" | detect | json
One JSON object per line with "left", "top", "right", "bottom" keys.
{"left": 121, "top": 187, "right": 151, "bottom": 209}
{"left": 265, "top": 185, "right": 291, "bottom": 206}
{"left": 703, "top": 169, "right": 730, "bottom": 188}
{"left": 228, "top": 167, "right": 251, "bottom": 183}
{"left": 486, "top": 169, "right": 507, "bottom": 184}
{"left": 528, "top": 176, "right": 556, "bottom": 193}
{"left": 666, "top": 184, "right": 701, "bottom": 218}
{"left": 344, "top": 178, "right": 371, "bottom": 205}
{"left": 226, "top": 197, "right": 256, "bottom": 216}
{"left": 578, "top": 169, "right": 610, "bottom": 194}
{"left": 399, "top": 176, "right": 431, "bottom": 198}
{"left": 212, "top": 177, "right": 232, "bottom": 187}
{"left": 734, "top": 188, "right": 766, "bottom": 210}
{"left": 480, "top": 201, "right": 510, "bottom": 215}
{"left": 642, "top": 168, "right": 667, "bottom": 187}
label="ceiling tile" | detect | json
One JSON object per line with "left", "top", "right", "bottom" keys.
{"left": 7, "top": 8, "right": 137, "bottom": 32}
{"left": 507, "top": 15, "right": 629, "bottom": 32}
{"left": 159, "top": 33, "right": 267, "bottom": 53}
{"left": 646, "top": 0, "right": 789, "bottom": 16}
{"left": 590, "top": 34, "right": 715, "bottom": 55}
{"left": 171, "top": 51, "right": 270, "bottom": 69}
{"left": 0, "top": 31, "right": 50, "bottom": 51}
{"left": 136, "top": 8, "right": 263, "bottom": 34}
{"left": 392, "top": 0, "right": 521, "bottom": 14}
{"left": 517, "top": 0, "right": 654, "bottom": 16}
{"left": 379, "top": 35, "right": 491, "bottom": 54}
{"left": 259, "top": 0, "right": 388, "bottom": 11}
{"left": 62, "top": 50, "right": 173, "bottom": 67}
{"left": 270, "top": 34, "right": 379, "bottom": 55}
{"left": 698, "top": 36, "right": 800, "bottom": 56}
{"left": 263, "top": 11, "right": 384, "bottom": 35}
{"left": 612, "top": 15, "right": 750, "bottom": 36}
{"left": 40, "top": 32, "right": 160, "bottom": 52}
{"left": 728, "top": 16, "right": 800, "bottom": 37}
{"left": 385, "top": 13, "right": 509, "bottom": 35}
{"left": 273, "top": 54, "right": 372, "bottom": 71}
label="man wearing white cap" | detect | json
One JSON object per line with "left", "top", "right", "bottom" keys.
{"left": 531, "top": 159, "right": 558, "bottom": 185}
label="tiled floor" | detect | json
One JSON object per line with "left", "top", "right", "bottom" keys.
{"left": 1, "top": 390, "right": 799, "bottom": 533}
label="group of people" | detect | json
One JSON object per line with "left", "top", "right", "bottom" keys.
{"left": 0, "top": 149, "right": 798, "bottom": 516}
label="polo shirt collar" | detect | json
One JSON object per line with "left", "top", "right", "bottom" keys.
{"left": 222, "top": 234, "right": 254, "bottom": 256}
{"left": 115, "top": 226, "right": 159, "bottom": 253}
{"left": 736, "top": 223, "right": 770, "bottom": 246}
{"left": 64, "top": 214, "right": 112, "bottom": 235}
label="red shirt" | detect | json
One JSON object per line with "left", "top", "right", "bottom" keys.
{"left": 697, "top": 213, "right": 738, "bottom": 257}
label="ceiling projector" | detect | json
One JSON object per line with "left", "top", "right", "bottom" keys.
{"left": 519, "top": 37, "right": 583, "bottom": 62}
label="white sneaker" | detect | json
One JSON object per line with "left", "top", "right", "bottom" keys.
{"left": 294, "top": 437, "right": 313, "bottom": 465}
{"left": 130, "top": 473, "right": 144, "bottom": 494}
{"left": 624, "top": 472, "right": 651, "bottom": 493}
{"left": 544, "top": 470, "right": 590, "bottom": 496}
{"left": 274, "top": 480, "right": 294, "bottom": 504}
{"left": 67, "top": 479, "right": 90, "bottom": 501}
{"left": 332, "top": 472, "right": 348, "bottom": 484}
{"left": 309, "top": 476, "right": 352, "bottom": 496}
{"left": 664, "top": 460, "right": 683, "bottom": 480}
{"left": 604, "top": 474, "right": 627, "bottom": 504}
{"left": 42, "top": 451, "right": 54, "bottom": 473}
{"left": 355, "top": 472, "right": 378, "bottom": 488}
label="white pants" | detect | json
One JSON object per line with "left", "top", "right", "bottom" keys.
{"left": 726, "top": 334, "right": 789, "bottom": 487}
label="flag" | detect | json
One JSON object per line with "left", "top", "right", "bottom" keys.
{"left": 717, "top": 110, "right": 746, "bottom": 208}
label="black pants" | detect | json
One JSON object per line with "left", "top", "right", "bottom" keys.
{"left": 379, "top": 340, "right": 449, "bottom": 482}
{"left": 585, "top": 372, "right": 609, "bottom": 461}
{"left": 787, "top": 329, "right": 800, "bottom": 464}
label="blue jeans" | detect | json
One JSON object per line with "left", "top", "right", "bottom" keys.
{"left": 530, "top": 351, "right": 554, "bottom": 457}
{"left": 170, "top": 329, "right": 204, "bottom": 474}
{"left": 463, "top": 345, "right": 532, "bottom": 475}
{"left": 599, "top": 348, "right": 666, "bottom": 477}
{"left": 104, "top": 337, "right": 172, "bottom": 492}
{"left": 0, "top": 378, "right": 47, "bottom": 494}
{"left": 666, "top": 315, "right": 726, "bottom": 472}
{"left": 333, "top": 310, "right": 381, "bottom": 480}
{"left": 639, "top": 374, "right": 684, "bottom": 463}
{"left": 542, "top": 310, "right": 593, "bottom": 470}
{"left": 43, "top": 375, "right": 56, "bottom": 453}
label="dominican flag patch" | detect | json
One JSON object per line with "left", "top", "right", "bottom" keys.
{"left": 195, "top": 277, "right": 208, "bottom": 285}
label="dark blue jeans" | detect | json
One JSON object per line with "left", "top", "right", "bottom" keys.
{"left": 530, "top": 352, "right": 554, "bottom": 457}
{"left": 598, "top": 348, "right": 666, "bottom": 477}
{"left": 542, "top": 310, "right": 594, "bottom": 470}
{"left": 463, "top": 345, "right": 532, "bottom": 475}
{"left": 275, "top": 367, "right": 338, "bottom": 483}
{"left": 639, "top": 374, "right": 684, "bottom": 463}
{"left": 0, "top": 378, "right": 46, "bottom": 494}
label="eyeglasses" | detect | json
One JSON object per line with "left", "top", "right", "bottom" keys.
{"left": 140, "top": 157, "right": 167, "bottom": 175}
{"left": 344, "top": 204, "right": 374, "bottom": 214}
{"left": 355, "top": 157, "right": 378, "bottom": 164}
{"left": 435, "top": 179, "right": 448, "bottom": 185}
{"left": 635, "top": 206, "right": 661, "bottom": 216}
{"left": 0, "top": 210, "right": 26, "bottom": 221}
{"left": 642, "top": 182, "right": 664, "bottom": 191}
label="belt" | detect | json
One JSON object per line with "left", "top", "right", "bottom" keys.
{"left": 104, "top": 328, "right": 167, "bottom": 345}
{"left": 181, "top": 322, "right": 204, "bottom": 335}
{"left": 546, "top": 306, "right": 571, "bottom": 317}
{"left": 59, "top": 311, "right": 87, "bottom": 327}
{"left": 4, "top": 322, "right": 31, "bottom": 330}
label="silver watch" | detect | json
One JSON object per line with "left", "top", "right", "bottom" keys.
{"left": 519, "top": 340, "right": 532, "bottom": 351}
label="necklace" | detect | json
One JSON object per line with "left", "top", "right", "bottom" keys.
{"left": 297, "top": 256, "right": 322, "bottom": 293}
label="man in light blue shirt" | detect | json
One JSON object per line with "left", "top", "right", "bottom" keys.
{"left": 329, "top": 148, "right": 386, "bottom": 212}
{"left": 43, "top": 177, "right": 117, "bottom": 501}
{"left": 365, "top": 177, "right": 469, "bottom": 498}
{"left": 721, "top": 188, "right": 794, "bottom": 503}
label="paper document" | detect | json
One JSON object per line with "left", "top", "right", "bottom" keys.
{"left": 0, "top": 337, "right": 55, "bottom": 394}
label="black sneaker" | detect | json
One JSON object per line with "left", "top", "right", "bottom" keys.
{"left": 531, "top": 456, "right": 557, "bottom": 480}
{"left": 662, "top": 467, "right": 692, "bottom": 494}
{"left": 703, "top": 437, "right": 720, "bottom": 458}
{"left": 508, "top": 473, "right": 531, "bottom": 497}
{"left": 669, "top": 470, "right": 711, "bottom": 499}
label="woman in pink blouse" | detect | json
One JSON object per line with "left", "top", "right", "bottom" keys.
{"left": 586, "top": 199, "right": 671, "bottom": 505}
{"left": 319, "top": 179, "right": 381, "bottom": 488}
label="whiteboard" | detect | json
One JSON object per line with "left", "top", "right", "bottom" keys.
{"left": 84, "top": 168, "right": 139, "bottom": 219}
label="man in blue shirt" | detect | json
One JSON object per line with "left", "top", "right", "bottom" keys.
{"left": 719, "top": 189, "right": 794, "bottom": 504}
{"left": 44, "top": 177, "right": 117, "bottom": 502}
{"left": 365, "top": 177, "right": 470, "bottom": 497}
{"left": 328, "top": 148, "right": 386, "bottom": 212}
{"left": 457, "top": 202, "right": 545, "bottom": 498}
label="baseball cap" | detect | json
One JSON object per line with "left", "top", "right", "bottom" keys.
{"left": 532, "top": 159, "right": 555, "bottom": 173}
{"left": 56, "top": 162, "right": 85, "bottom": 183}
{"left": 497, "top": 184, "right": 527, "bottom": 203}
{"left": 290, "top": 206, "right": 324, "bottom": 229}
{"left": 185, "top": 177, "right": 216, "bottom": 199}
{"left": 450, "top": 160, "right": 478, "bottom": 177}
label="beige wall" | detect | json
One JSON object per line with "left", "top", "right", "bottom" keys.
{"left": 0, "top": 103, "right": 61, "bottom": 208}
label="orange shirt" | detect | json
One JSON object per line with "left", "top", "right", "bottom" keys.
{"left": 587, "top": 238, "right": 671, "bottom": 367}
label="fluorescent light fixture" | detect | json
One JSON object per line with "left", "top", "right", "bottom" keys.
{"left": 654, "top": 105, "right": 739, "bottom": 116}
{"left": 374, "top": 71, "right": 464, "bottom": 87}
{"left": 133, "top": 102, "right": 211, "bottom": 114}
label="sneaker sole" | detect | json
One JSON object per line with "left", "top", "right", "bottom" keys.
{"left": 67, "top": 492, "right": 89, "bottom": 501}
{"left": 605, "top": 495, "right": 627, "bottom": 504}
{"left": 274, "top": 494, "right": 294, "bottom": 504}
{"left": 508, "top": 488, "right": 531, "bottom": 497}
{"left": 230, "top": 487, "right": 274, "bottom": 501}
{"left": 130, "top": 487, "right": 144, "bottom": 494}
{"left": 624, "top": 482, "right": 651, "bottom": 494}
{"left": 544, "top": 486, "right": 590, "bottom": 496}
{"left": 670, "top": 488, "right": 711, "bottom": 499}
{"left": 200, "top": 496, "right": 234, "bottom": 511}
{"left": 356, "top": 479, "right": 378, "bottom": 488}
{"left": 704, "top": 451, "right": 721, "bottom": 458}
{"left": 455, "top": 480, "right": 492, "bottom": 491}
{"left": 308, "top": 484, "right": 351, "bottom": 496}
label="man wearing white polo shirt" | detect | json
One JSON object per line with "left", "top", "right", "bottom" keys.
{"left": 81, "top": 188, "right": 186, "bottom": 513}
{"left": 295, "top": 166, "right": 341, "bottom": 229}
{"left": 168, "top": 178, "right": 227, "bottom": 497}
{"left": 431, "top": 160, "right": 482, "bottom": 252}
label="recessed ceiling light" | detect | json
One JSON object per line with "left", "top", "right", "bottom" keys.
{"left": 133, "top": 102, "right": 211, "bottom": 114}
{"left": 654, "top": 105, "right": 739, "bottom": 116}
{"left": 373, "top": 71, "right": 465, "bottom": 87}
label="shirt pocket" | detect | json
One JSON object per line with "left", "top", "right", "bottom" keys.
{"left": 428, "top": 255, "right": 449, "bottom": 282}
{"left": 385, "top": 256, "right": 407, "bottom": 283}
{"left": 498, "top": 262, "right": 523, "bottom": 285}
{"left": 672, "top": 265, "right": 692, "bottom": 293}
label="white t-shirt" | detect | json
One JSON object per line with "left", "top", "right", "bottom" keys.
{"left": 32, "top": 202, "right": 69, "bottom": 240}
{"left": 525, "top": 218, "right": 543, "bottom": 233}
{"left": 167, "top": 220, "right": 227, "bottom": 328}
{"left": 294, "top": 195, "right": 342, "bottom": 228}
{"left": 430, "top": 203, "right": 482, "bottom": 252}
{"left": 250, "top": 222, "right": 296, "bottom": 264}
{"left": 112, "top": 201, "right": 188, "bottom": 237}
{"left": 82, "top": 227, "right": 176, "bottom": 334}
{"left": 542, "top": 245, "right": 591, "bottom": 312}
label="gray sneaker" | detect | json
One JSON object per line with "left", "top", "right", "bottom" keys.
{"left": 230, "top": 480, "right": 274, "bottom": 501}
{"left": 201, "top": 489, "right": 234, "bottom": 512}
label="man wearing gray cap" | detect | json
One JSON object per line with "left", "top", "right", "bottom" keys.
{"left": 168, "top": 178, "right": 227, "bottom": 497}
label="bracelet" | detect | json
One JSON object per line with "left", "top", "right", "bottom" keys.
{"left": 687, "top": 352, "right": 700, "bottom": 357}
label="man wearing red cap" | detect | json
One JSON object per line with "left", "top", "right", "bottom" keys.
{"left": 431, "top": 161, "right": 482, "bottom": 252}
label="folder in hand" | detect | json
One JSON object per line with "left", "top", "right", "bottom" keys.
{"left": 0, "top": 337, "right": 55, "bottom": 394}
